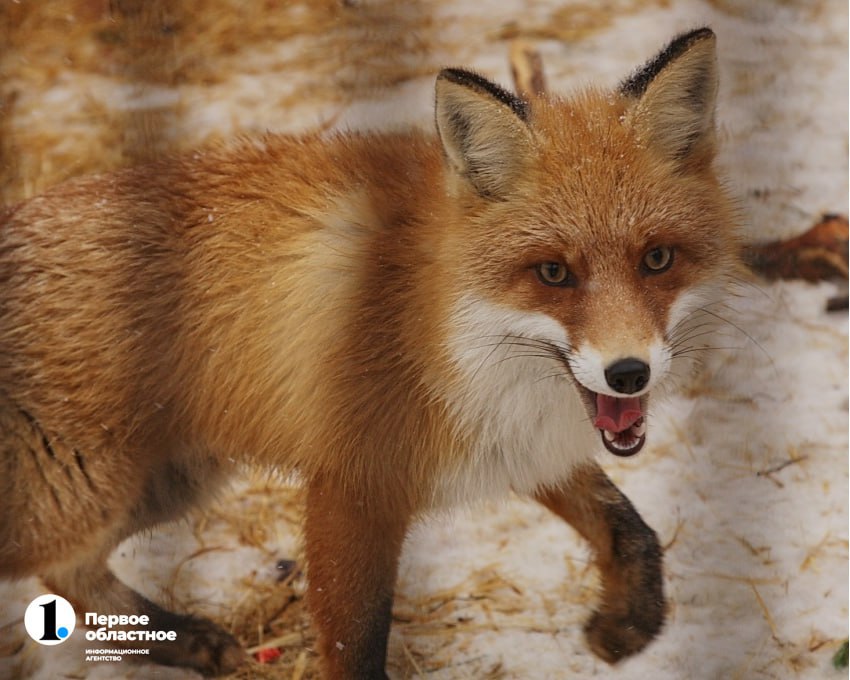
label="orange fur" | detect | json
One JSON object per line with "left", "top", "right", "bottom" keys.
{"left": 0, "top": 29, "right": 738, "bottom": 678}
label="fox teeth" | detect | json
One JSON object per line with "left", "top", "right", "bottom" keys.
{"left": 632, "top": 419, "right": 646, "bottom": 437}
{"left": 603, "top": 430, "right": 616, "bottom": 442}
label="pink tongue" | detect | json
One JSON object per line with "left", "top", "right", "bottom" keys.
{"left": 594, "top": 394, "right": 642, "bottom": 433}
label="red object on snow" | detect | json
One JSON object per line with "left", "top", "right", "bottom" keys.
{"left": 254, "top": 647, "right": 282, "bottom": 663}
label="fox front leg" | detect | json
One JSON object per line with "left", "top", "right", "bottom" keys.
{"left": 535, "top": 463, "right": 665, "bottom": 662}
{"left": 304, "top": 478, "right": 411, "bottom": 680}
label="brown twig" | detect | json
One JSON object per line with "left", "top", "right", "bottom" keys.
{"left": 756, "top": 455, "right": 808, "bottom": 478}
{"left": 509, "top": 40, "right": 546, "bottom": 98}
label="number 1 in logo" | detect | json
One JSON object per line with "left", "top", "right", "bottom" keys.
{"left": 24, "top": 594, "right": 76, "bottom": 645}
{"left": 39, "top": 598, "right": 71, "bottom": 641}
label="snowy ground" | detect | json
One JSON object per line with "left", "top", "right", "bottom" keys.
{"left": 0, "top": 1, "right": 846, "bottom": 679}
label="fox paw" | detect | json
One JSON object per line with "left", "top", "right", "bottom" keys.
{"left": 147, "top": 615, "right": 245, "bottom": 677}
{"left": 584, "top": 607, "right": 663, "bottom": 664}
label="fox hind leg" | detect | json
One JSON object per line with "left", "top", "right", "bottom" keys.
{"left": 534, "top": 463, "right": 666, "bottom": 663}
{"left": 44, "top": 552, "right": 244, "bottom": 676}
{"left": 0, "top": 401, "right": 243, "bottom": 676}
{"left": 49, "top": 456, "right": 244, "bottom": 677}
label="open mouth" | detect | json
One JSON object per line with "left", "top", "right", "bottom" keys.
{"left": 579, "top": 389, "right": 648, "bottom": 457}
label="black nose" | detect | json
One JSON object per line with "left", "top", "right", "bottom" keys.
{"left": 604, "top": 358, "right": 650, "bottom": 395}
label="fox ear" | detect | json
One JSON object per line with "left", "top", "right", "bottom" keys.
{"left": 620, "top": 28, "right": 718, "bottom": 168}
{"left": 435, "top": 68, "right": 534, "bottom": 198}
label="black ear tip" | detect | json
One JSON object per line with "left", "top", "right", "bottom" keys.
{"left": 435, "top": 67, "right": 529, "bottom": 121}
{"left": 663, "top": 26, "right": 717, "bottom": 57}
{"left": 437, "top": 67, "right": 499, "bottom": 92}
{"left": 684, "top": 26, "right": 715, "bottom": 42}
{"left": 437, "top": 67, "right": 478, "bottom": 83}
{"left": 620, "top": 27, "right": 717, "bottom": 98}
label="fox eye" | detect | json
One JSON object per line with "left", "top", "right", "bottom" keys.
{"left": 535, "top": 262, "right": 574, "bottom": 287}
{"left": 642, "top": 246, "right": 674, "bottom": 274}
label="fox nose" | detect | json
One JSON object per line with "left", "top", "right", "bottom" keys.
{"left": 604, "top": 358, "right": 650, "bottom": 395}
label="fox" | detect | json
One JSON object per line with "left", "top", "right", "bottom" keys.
{"left": 0, "top": 27, "right": 739, "bottom": 678}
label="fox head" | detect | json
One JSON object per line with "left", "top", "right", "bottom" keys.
{"left": 433, "top": 28, "right": 740, "bottom": 463}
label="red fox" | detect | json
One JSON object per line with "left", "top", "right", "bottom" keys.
{"left": 0, "top": 27, "right": 739, "bottom": 678}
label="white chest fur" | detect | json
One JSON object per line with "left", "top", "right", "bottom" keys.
{"left": 433, "top": 296, "right": 599, "bottom": 507}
